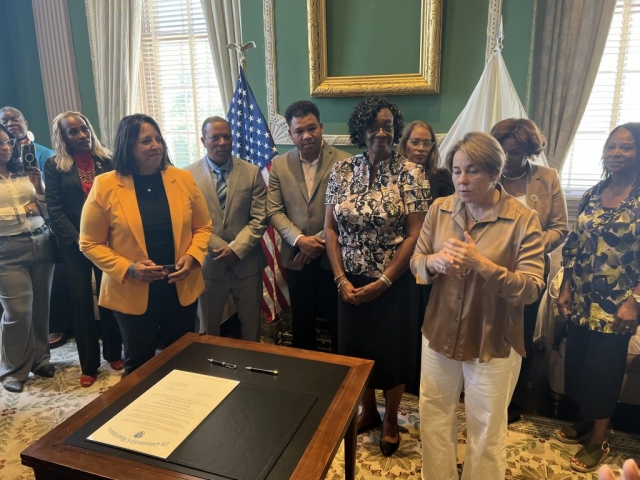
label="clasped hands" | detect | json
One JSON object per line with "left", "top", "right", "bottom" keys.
{"left": 294, "top": 235, "right": 325, "bottom": 265}
{"left": 341, "top": 278, "right": 389, "bottom": 305}
{"left": 427, "top": 232, "right": 480, "bottom": 276}
{"left": 131, "top": 255, "right": 195, "bottom": 284}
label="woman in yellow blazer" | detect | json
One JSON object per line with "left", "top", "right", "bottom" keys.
{"left": 491, "top": 118, "right": 569, "bottom": 422}
{"left": 80, "top": 114, "right": 212, "bottom": 374}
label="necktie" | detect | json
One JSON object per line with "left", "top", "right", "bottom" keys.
{"left": 214, "top": 168, "right": 227, "bottom": 211}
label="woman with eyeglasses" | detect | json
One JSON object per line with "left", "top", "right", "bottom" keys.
{"left": 45, "top": 112, "right": 123, "bottom": 387}
{"left": 490, "top": 118, "right": 568, "bottom": 422}
{"left": 325, "top": 96, "right": 431, "bottom": 457}
{"left": 398, "top": 120, "right": 454, "bottom": 203}
{"left": 398, "top": 121, "right": 454, "bottom": 394}
{"left": 0, "top": 124, "right": 55, "bottom": 393}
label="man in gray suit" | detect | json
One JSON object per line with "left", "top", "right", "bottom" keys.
{"left": 185, "top": 116, "right": 267, "bottom": 341}
{"left": 268, "top": 101, "right": 350, "bottom": 351}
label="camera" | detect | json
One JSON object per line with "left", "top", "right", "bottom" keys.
{"left": 21, "top": 143, "right": 37, "bottom": 169}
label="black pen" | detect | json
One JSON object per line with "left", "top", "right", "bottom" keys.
{"left": 207, "top": 358, "right": 237, "bottom": 370}
{"left": 245, "top": 366, "right": 278, "bottom": 376}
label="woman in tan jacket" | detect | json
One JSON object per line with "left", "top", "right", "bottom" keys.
{"left": 491, "top": 118, "right": 568, "bottom": 422}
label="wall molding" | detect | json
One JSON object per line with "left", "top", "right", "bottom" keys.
{"left": 32, "top": 0, "right": 82, "bottom": 136}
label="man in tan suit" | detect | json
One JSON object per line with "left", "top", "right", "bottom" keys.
{"left": 268, "top": 101, "right": 350, "bottom": 351}
{"left": 185, "top": 116, "right": 267, "bottom": 341}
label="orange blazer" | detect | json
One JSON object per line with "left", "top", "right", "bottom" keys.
{"left": 79, "top": 166, "right": 213, "bottom": 315}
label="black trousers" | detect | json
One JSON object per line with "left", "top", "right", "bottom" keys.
{"left": 286, "top": 260, "right": 338, "bottom": 352}
{"left": 62, "top": 243, "right": 122, "bottom": 376}
{"left": 48, "top": 263, "right": 73, "bottom": 335}
{"left": 519, "top": 286, "right": 546, "bottom": 381}
{"left": 114, "top": 280, "right": 197, "bottom": 375}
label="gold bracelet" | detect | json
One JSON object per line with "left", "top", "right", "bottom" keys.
{"left": 379, "top": 274, "right": 392, "bottom": 287}
{"left": 337, "top": 279, "right": 349, "bottom": 291}
{"left": 333, "top": 274, "right": 346, "bottom": 285}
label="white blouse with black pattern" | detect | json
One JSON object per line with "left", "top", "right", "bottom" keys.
{"left": 325, "top": 150, "right": 431, "bottom": 278}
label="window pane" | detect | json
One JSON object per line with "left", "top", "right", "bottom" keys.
{"left": 561, "top": 0, "right": 640, "bottom": 193}
{"left": 140, "top": 0, "right": 224, "bottom": 168}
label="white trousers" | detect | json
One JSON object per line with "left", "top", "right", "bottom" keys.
{"left": 419, "top": 337, "right": 521, "bottom": 480}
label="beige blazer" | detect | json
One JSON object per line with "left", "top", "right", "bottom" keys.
{"left": 267, "top": 143, "right": 350, "bottom": 270}
{"left": 184, "top": 156, "right": 267, "bottom": 280}
{"left": 513, "top": 163, "right": 569, "bottom": 273}
{"left": 79, "top": 167, "right": 213, "bottom": 315}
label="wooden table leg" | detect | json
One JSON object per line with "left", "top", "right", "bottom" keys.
{"left": 344, "top": 412, "right": 357, "bottom": 480}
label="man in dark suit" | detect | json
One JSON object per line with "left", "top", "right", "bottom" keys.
{"left": 267, "top": 101, "right": 350, "bottom": 351}
{"left": 184, "top": 117, "right": 267, "bottom": 341}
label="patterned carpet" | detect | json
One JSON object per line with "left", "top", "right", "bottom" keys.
{"left": 1, "top": 341, "right": 639, "bottom": 480}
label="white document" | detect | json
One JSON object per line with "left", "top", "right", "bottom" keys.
{"left": 88, "top": 369, "right": 239, "bottom": 459}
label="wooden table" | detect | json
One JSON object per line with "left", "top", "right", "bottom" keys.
{"left": 21, "top": 333, "right": 373, "bottom": 480}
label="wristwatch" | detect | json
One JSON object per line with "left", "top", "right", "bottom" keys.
{"left": 630, "top": 292, "right": 640, "bottom": 304}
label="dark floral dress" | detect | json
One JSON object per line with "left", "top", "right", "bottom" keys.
{"left": 325, "top": 150, "right": 431, "bottom": 278}
{"left": 562, "top": 179, "right": 640, "bottom": 332}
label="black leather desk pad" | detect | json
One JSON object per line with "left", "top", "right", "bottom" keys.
{"left": 65, "top": 342, "right": 350, "bottom": 479}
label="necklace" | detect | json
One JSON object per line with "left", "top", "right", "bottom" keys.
{"left": 502, "top": 166, "right": 528, "bottom": 181}
{"left": 138, "top": 174, "right": 158, "bottom": 193}
{"left": 465, "top": 204, "right": 493, "bottom": 224}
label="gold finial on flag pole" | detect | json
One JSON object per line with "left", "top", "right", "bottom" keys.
{"left": 227, "top": 42, "right": 256, "bottom": 73}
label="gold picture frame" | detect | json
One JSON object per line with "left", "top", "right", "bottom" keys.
{"left": 307, "top": 0, "right": 443, "bottom": 97}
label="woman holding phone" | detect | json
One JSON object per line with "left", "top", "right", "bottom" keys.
{"left": 0, "top": 124, "right": 54, "bottom": 393}
{"left": 80, "top": 114, "right": 212, "bottom": 375}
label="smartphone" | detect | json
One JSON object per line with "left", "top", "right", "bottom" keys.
{"left": 162, "top": 264, "right": 177, "bottom": 273}
{"left": 21, "top": 143, "right": 37, "bottom": 169}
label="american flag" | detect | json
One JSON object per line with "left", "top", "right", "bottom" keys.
{"left": 227, "top": 67, "right": 290, "bottom": 323}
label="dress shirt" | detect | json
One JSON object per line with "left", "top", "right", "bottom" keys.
{"left": 410, "top": 185, "right": 545, "bottom": 362}
{"left": 293, "top": 152, "right": 320, "bottom": 247}
{"left": 0, "top": 174, "right": 46, "bottom": 236}
{"left": 206, "top": 156, "right": 232, "bottom": 188}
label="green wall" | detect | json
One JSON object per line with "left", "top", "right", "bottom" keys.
{"left": 0, "top": 0, "right": 52, "bottom": 147}
{"left": 0, "top": 0, "right": 100, "bottom": 147}
{"left": 0, "top": 0, "right": 534, "bottom": 150}
{"left": 241, "top": 0, "right": 534, "bottom": 142}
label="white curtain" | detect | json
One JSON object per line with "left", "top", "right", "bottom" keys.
{"left": 531, "top": 0, "right": 616, "bottom": 171}
{"left": 200, "top": 0, "right": 242, "bottom": 109}
{"left": 85, "top": 0, "right": 142, "bottom": 148}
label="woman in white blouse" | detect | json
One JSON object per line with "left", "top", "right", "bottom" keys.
{"left": 0, "top": 124, "right": 55, "bottom": 393}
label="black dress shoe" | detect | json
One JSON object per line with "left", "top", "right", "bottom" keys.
{"left": 508, "top": 403, "right": 523, "bottom": 424}
{"left": 2, "top": 381, "right": 24, "bottom": 393}
{"left": 356, "top": 414, "right": 382, "bottom": 434}
{"left": 34, "top": 364, "right": 56, "bottom": 378}
{"left": 380, "top": 429, "right": 400, "bottom": 457}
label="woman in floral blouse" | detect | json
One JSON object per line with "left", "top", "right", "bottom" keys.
{"left": 325, "top": 96, "right": 431, "bottom": 457}
{"left": 556, "top": 122, "right": 640, "bottom": 473}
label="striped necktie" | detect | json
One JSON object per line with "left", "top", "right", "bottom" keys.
{"left": 214, "top": 168, "right": 227, "bottom": 211}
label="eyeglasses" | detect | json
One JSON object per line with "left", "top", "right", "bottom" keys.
{"left": 408, "top": 139, "right": 435, "bottom": 149}
{"left": 0, "top": 139, "right": 16, "bottom": 148}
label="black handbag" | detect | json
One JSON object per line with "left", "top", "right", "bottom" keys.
{"left": 45, "top": 221, "right": 64, "bottom": 264}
